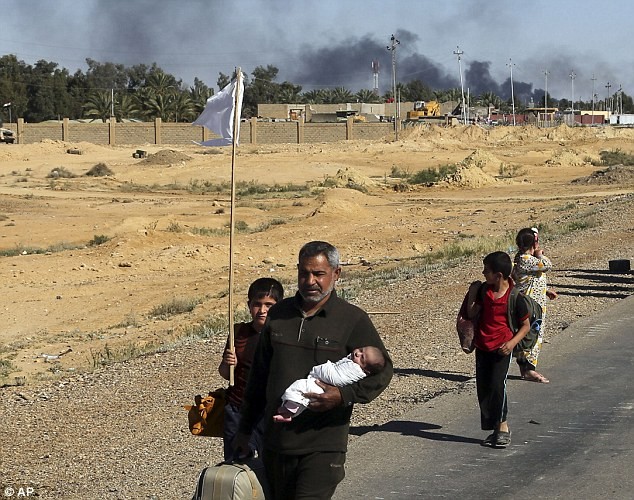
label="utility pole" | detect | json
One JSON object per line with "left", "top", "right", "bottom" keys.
{"left": 591, "top": 74, "right": 596, "bottom": 125}
{"left": 569, "top": 71, "right": 576, "bottom": 125}
{"left": 605, "top": 81, "right": 612, "bottom": 114}
{"left": 507, "top": 58, "right": 516, "bottom": 125}
{"left": 387, "top": 34, "right": 400, "bottom": 140}
{"left": 111, "top": 88, "right": 114, "bottom": 119}
{"left": 543, "top": 70, "right": 550, "bottom": 124}
{"left": 453, "top": 46, "right": 467, "bottom": 125}
{"left": 617, "top": 84, "right": 623, "bottom": 115}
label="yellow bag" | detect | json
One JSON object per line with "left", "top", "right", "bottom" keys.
{"left": 185, "top": 388, "right": 226, "bottom": 437}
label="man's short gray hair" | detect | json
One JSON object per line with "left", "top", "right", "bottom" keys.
{"left": 298, "top": 241, "right": 340, "bottom": 268}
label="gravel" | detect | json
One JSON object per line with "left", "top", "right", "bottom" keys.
{"left": 1, "top": 195, "right": 632, "bottom": 499}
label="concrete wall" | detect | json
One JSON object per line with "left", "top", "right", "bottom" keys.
{"left": 11, "top": 117, "right": 398, "bottom": 146}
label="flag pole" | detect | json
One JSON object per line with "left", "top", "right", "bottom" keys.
{"left": 228, "top": 68, "right": 242, "bottom": 386}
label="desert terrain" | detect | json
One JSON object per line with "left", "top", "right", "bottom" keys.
{"left": 1, "top": 124, "right": 633, "bottom": 498}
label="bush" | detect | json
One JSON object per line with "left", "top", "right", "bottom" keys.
{"left": 595, "top": 149, "right": 634, "bottom": 166}
{"left": 88, "top": 234, "right": 111, "bottom": 246}
{"left": 86, "top": 162, "right": 114, "bottom": 176}
{"left": 149, "top": 297, "right": 202, "bottom": 319}
{"left": 47, "top": 167, "right": 75, "bottom": 178}
{"left": 410, "top": 164, "right": 457, "bottom": 184}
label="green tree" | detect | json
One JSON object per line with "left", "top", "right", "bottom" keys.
{"left": 355, "top": 89, "right": 381, "bottom": 103}
{"left": 144, "top": 92, "right": 172, "bottom": 121}
{"left": 0, "top": 55, "right": 29, "bottom": 123}
{"left": 217, "top": 72, "right": 231, "bottom": 90}
{"left": 83, "top": 90, "right": 113, "bottom": 122}
{"left": 301, "top": 89, "right": 326, "bottom": 104}
{"left": 401, "top": 80, "right": 434, "bottom": 102}
{"left": 171, "top": 92, "right": 195, "bottom": 122}
{"left": 146, "top": 70, "right": 180, "bottom": 96}
{"left": 26, "top": 60, "right": 72, "bottom": 122}
{"left": 277, "top": 82, "right": 302, "bottom": 104}
{"left": 115, "top": 92, "right": 140, "bottom": 121}
{"left": 243, "top": 65, "right": 280, "bottom": 116}
{"left": 321, "top": 87, "right": 354, "bottom": 104}
{"left": 190, "top": 77, "right": 213, "bottom": 115}
{"left": 85, "top": 59, "right": 128, "bottom": 92}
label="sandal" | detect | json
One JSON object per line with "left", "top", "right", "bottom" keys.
{"left": 481, "top": 432, "right": 496, "bottom": 447}
{"left": 494, "top": 430, "right": 511, "bottom": 448}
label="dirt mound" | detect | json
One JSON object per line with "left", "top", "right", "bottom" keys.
{"left": 572, "top": 164, "right": 634, "bottom": 185}
{"left": 311, "top": 187, "right": 370, "bottom": 216}
{"left": 436, "top": 151, "right": 500, "bottom": 188}
{"left": 438, "top": 164, "right": 499, "bottom": 188}
{"left": 322, "top": 167, "right": 377, "bottom": 189}
{"left": 546, "top": 149, "right": 589, "bottom": 167}
{"left": 460, "top": 149, "right": 500, "bottom": 170}
{"left": 139, "top": 149, "right": 193, "bottom": 166}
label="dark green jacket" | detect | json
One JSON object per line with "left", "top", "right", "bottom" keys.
{"left": 239, "top": 290, "right": 393, "bottom": 454}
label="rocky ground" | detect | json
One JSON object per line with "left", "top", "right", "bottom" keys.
{"left": 1, "top": 192, "right": 632, "bottom": 499}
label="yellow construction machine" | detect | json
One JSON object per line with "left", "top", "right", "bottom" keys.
{"left": 406, "top": 100, "right": 441, "bottom": 121}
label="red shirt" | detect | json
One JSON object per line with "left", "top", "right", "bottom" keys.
{"left": 225, "top": 322, "right": 260, "bottom": 407}
{"left": 475, "top": 285, "right": 524, "bottom": 352}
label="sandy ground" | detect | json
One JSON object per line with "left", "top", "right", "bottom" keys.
{"left": 1, "top": 124, "right": 633, "bottom": 385}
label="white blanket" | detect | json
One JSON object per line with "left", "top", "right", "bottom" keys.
{"left": 281, "top": 356, "right": 366, "bottom": 410}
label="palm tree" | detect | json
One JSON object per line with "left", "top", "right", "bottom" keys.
{"left": 277, "top": 85, "right": 301, "bottom": 104}
{"left": 479, "top": 91, "right": 501, "bottom": 109}
{"left": 146, "top": 71, "right": 179, "bottom": 96}
{"left": 83, "top": 91, "right": 112, "bottom": 122}
{"left": 115, "top": 93, "right": 140, "bottom": 121}
{"left": 329, "top": 87, "right": 355, "bottom": 103}
{"left": 355, "top": 89, "right": 381, "bottom": 103}
{"left": 190, "top": 78, "right": 213, "bottom": 115}
{"left": 301, "top": 89, "right": 326, "bottom": 104}
{"left": 144, "top": 93, "right": 172, "bottom": 121}
{"left": 171, "top": 92, "right": 195, "bottom": 122}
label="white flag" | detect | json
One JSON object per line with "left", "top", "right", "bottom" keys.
{"left": 193, "top": 72, "right": 244, "bottom": 146}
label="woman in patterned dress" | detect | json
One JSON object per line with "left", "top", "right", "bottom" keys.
{"left": 512, "top": 227, "right": 557, "bottom": 383}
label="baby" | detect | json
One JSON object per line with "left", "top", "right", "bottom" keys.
{"left": 273, "top": 346, "right": 386, "bottom": 422}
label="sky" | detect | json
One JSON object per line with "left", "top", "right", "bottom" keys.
{"left": 2, "top": 0, "right": 632, "bottom": 105}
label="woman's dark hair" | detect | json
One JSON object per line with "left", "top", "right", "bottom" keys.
{"left": 516, "top": 227, "right": 538, "bottom": 252}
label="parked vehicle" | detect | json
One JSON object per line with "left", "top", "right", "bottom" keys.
{"left": 0, "top": 128, "right": 15, "bottom": 144}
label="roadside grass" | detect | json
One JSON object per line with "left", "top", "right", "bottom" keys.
{"left": 88, "top": 308, "right": 254, "bottom": 369}
{"left": 0, "top": 241, "right": 79, "bottom": 257}
{"left": 0, "top": 359, "right": 16, "bottom": 385}
{"left": 165, "top": 217, "right": 288, "bottom": 236}
{"left": 110, "top": 179, "right": 310, "bottom": 198}
{"left": 339, "top": 204, "right": 602, "bottom": 298}
{"left": 149, "top": 296, "right": 203, "bottom": 320}
{"left": 0, "top": 234, "right": 111, "bottom": 257}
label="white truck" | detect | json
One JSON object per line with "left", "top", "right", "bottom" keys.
{"left": 0, "top": 127, "right": 15, "bottom": 144}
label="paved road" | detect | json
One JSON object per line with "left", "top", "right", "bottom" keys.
{"left": 336, "top": 295, "right": 634, "bottom": 499}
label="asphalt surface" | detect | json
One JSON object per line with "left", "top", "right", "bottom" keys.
{"left": 335, "top": 295, "right": 634, "bottom": 499}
